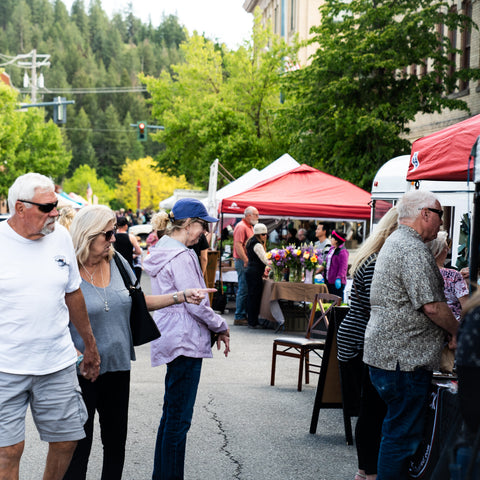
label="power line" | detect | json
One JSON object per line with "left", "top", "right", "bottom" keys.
{"left": 18, "top": 86, "right": 147, "bottom": 94}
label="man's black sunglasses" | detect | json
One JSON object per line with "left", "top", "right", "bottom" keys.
{"left": 426, "top": 207, "right": 443, "bottom": 220}
{"left": 19, "top": 199, "right": 58, "bottom": 213}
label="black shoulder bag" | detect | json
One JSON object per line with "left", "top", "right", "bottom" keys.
{"left": 113, "top": 253, "right": 161, "bottom": 346}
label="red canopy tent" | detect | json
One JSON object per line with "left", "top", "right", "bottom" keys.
{"left": 220, "top": 164, "right": 371, "bottom": 220}
{"left": 406, "top": 114, "right": 480, "bottom": 181}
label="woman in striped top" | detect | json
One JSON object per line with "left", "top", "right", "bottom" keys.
{"left": 337, "top": 207, "right": 398, "bottom": 480}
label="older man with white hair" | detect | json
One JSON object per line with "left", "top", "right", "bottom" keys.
{"left": 363, "top": 190, "right": 459, "bottom": 480}
{"left": 0, "top": 173, "right": 100, "bottom": 480}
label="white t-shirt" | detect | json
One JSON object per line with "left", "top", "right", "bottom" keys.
{"left": 0, "top": 221, "right": 81, "bottom": 374}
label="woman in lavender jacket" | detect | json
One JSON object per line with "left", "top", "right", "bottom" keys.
{"left": 143, "top": 198, "right": 230, "bottom": 480}
{"left": 323, "top": 230, "right": 349, "bottom": 300}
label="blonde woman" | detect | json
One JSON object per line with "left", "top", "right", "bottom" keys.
{"left": 57, "top": 206, "right": 76, "bottom": 230}
{"left": 64, "top": 205, "right": 211, "bottom": 480}
{"left": 142, "top": 198, "right": 230, "bottom": 480}
{"left": 336, "top": 207, "right": 398, "bottom": 480}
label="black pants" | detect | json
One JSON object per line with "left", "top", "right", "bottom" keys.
{"left": 63, "top": 370, "right": 131, "bottom": 480}
{"left": 340, "top": 357, "right": 386, "bottom": 475}
{"left": 245, "top": 268, "right": 264, "bottom": 327}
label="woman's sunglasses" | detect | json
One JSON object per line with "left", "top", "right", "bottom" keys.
{"left": 101, "top": 228, "right": 117, "bottom": 241}
{"left": 19, "top": 199, "right": 58, "bottom": 213}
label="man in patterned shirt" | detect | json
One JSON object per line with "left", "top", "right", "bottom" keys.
{"left": 363, "top": 190, "right": 458, "bottom": 480}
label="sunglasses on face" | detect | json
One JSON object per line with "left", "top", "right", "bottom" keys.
{"left": 424, "top": 207, "right": 443, "bottom": 220}
{"left": 19, "top": 199, "right": 58, "bottom": 213}
{"left": 100, "top": 228, "right": 117, "bottom": 241}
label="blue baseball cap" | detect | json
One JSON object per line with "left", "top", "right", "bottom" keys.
{"left": 172, "top": 198, "right": 218, "bottom": 223}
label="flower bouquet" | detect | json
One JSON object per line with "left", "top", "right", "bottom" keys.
{"left": 284, "top": 245, "right": 303, "bottom": 282}
{"left": 266, "top": 248, "right": 287, "bottom": 282}
{"left": 301, "top": 244, "right": 320, "bottom": 283}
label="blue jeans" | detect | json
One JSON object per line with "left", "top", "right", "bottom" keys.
{"left": 152, "top": 356, "right": 202, "bottom": 480}
{"left": 234, "top": 258, "right": 248, "bottom": 320}
{"left": 369, "top": 365, "right": 432, "bottom": 480}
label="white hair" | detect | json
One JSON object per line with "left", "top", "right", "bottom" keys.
{"left": 427, "top": 230, "right": 449, "bottom": 259}
{"left": 397, "top": 190, "right": 440, "bottom": 221}
{"left": 8, "top": 173, "right": 55, "bottom": 213}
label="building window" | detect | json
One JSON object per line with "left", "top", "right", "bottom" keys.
{"left": 447, "top": 4, "right": 457, "bottom": 92}
{"left": 290, "top": 0, "right": 296, "bottom": 32}
{"left": 460, "top": 0, "right": 472, "bottom": 91}
{"left": 275, "top": 5, "right": 279, "bottom": 34}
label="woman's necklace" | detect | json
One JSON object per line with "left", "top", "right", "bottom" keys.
{"left": 81, "top": 261, "right": 110, "bottom": 312}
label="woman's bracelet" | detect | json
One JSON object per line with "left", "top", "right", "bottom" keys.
{"left": 183, "top": 290, "right": 190, "bottom": 303}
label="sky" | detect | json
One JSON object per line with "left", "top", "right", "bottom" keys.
{"left": 62, "top": 0, "right": 254, "bottom": 49}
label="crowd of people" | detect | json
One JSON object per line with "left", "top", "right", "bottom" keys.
{"left": 0, "top": 173, "right": 229, "bottom": 480}
{"left": 2, "top": 172, "right": 479, "bottom": 480}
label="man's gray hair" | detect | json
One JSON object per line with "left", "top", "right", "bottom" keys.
{"left": 244, "top": 206, "right": 256, "bottom": 216}
{"left": 397, "top": 190, "right": 440, "bottom": 221}
{"left": 8, "top": 173, "right": 55, "bottom": 213}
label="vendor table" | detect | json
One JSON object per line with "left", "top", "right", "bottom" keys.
{"left": 215, "top": 267, "right": 238, "bottom": 283}
{"left": 259, "top": 279, "right": 328, "bottom": 330}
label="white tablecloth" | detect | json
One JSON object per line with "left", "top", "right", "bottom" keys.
{"left": 215, "top": 270, "right": 238, "bottom": 283}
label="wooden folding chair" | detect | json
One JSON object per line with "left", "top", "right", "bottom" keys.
{"left": 270, "top": 293, "right": 342, "bottom": 392}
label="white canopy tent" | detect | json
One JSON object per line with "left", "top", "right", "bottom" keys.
{"left": 203, "top": 153, "right": 300, "bottom": 215}
{"left": 159, "top": 189, "right": 208, "bottom": 210}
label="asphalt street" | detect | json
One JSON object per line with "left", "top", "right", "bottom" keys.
{"left": 19, "top": 274, "right": 358, "bottom": 479}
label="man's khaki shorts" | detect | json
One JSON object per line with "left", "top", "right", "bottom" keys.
{"left": 0, "top": 364, "right": 87, "bottom": 447}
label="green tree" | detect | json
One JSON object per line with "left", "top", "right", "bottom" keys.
{"left": 63, "top": 164, "right": 114, "bottom": 205}
{"left": 68, "top": 107, "right": 97, "bottom": 173}
{"left": 0, "top": 83, "right": 71, "bottom": 196}
{"left": 281, "top": 0, "right": 480, "bottom": 190}
{"left": 0, "top": 84, "right": 27, "bottom": 196}
{"left": 93, "top": 104, "right": 129, "bottom": 182}
{"left": 142, "top": 9, "right": 296, "bottom": 187}
{"left": 14, "top": 107, "right": 71, "bottom": 180}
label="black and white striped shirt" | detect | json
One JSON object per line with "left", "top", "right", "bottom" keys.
{"left": 336, "top": 253, "right": 377, "bottom": 362}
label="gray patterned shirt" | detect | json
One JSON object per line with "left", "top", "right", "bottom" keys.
{"left": 363, "top": 225, "right": 446, "bottom": 372}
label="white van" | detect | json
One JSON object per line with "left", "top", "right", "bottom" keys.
{"left": 371, "top": 155, "right": 474, "bottom": 268}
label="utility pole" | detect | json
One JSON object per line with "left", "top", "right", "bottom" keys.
{"left": 0, "top": 50, "right": 50, "bottom": 103}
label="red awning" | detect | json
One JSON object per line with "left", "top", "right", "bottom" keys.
{"left": 220, "top": 164, "right": 371, "bottom": 220}
{"left": 406, "top": 115, "right": 480, "bottom": 181}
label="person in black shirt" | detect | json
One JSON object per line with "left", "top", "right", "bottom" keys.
{"left": 113, "top": 217, "right": 141, "bottom": 269}
{"left": 245, "top": 223, "right": 271, "bottom": 328}
{"left": 188, "top": 233, "right": 209, "bottom": 276}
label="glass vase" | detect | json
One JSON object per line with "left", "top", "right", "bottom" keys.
{"left": 272, "top": 267, "right": 284, "bottom": 282}
{"left": 288, "top": 264, "right": 302, "bottom": 283}
{"left": 304, "top": 268, "right": 314, "bottom": 284}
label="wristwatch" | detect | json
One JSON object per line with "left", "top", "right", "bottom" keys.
{"left": 173, "top": 292, "right": 179, "bottom": 304}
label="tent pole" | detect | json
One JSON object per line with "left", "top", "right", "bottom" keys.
{"left": 219, "top": 212, "right": 224, "bottom": 283}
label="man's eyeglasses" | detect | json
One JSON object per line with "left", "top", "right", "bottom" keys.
{"left": 422, "top": 207, "right": 443, "bottom": 220}
{"left": 101, "top": 228, "right": 117, "bottom": 241}
{"left": 19, "top": 199, "right": 58, "bottom": 213}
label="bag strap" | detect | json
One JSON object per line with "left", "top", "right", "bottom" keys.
{"left": 113, "top": 252, "right": 138, "bottom": 290}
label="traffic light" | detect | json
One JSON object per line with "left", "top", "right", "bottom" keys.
{"left": 137, "top": 121, "right": 147, "bottom": 141}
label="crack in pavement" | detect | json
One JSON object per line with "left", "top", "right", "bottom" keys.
{"left": 203, "top": 394, "right": 242, "bottom": 479}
